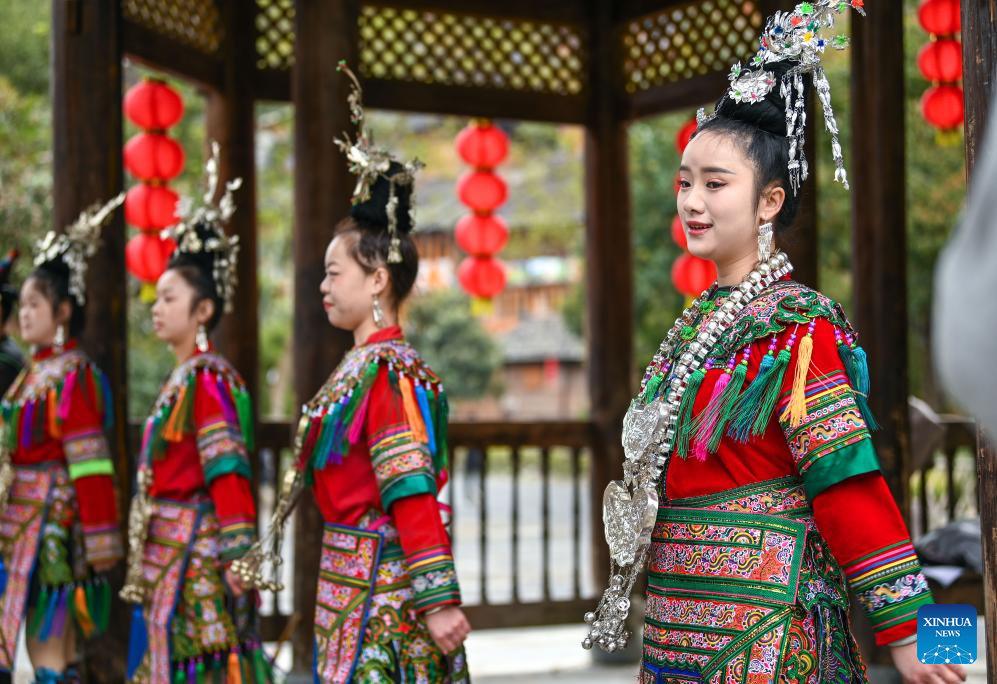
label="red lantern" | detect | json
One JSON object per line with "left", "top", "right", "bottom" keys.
{"left": 457, "top": 171, "right": 508, "bottom": 213}
{"left": 456, "top": 123, "right": 509, "bottom": 168}
{"left": 917, "top": 39, "right": 963, "bottom": 83}
{"left": 671, "top": 215, "right": 687, "bottom": 250}
{"left": 124, "top": 79, "right": 184, "bottom": 130}
{"left": 124, "top": 133, "right": 185, "bottom": 181}
{"left": 675, "top": 118, "right": 698, "bottom": 154}
{"left": 671, "top": 254, "right": 717, "bottom": 297}
{"left": 125, "top": 184, "right": 179, "bottom": 230}
{"left": 455, "top": 214, "right": 509, "bottom": 256}
{"left": 457, "top": 256, "right": 507, "bottom": 299}
{"left": 921, "top": 85, "right": 964, "bottom": 129}
{"left": 126, "top": 233, "right": 176, "bottom": 283}
{"left": 917, "top": 0, "right": 961, "bottom": 36}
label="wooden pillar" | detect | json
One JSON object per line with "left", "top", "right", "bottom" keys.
{"left": 584, "top": 0, "right": 632, "bottom": 583}
{"left": 208, "top": 0, "right": 260, "bottom": 406}
{"left": 962, "top": 3, "right": 997, "bottom": 680}
{"left": 849, "top": 4, "right": 908, "bottom": 666}
{"left": 291, "top": 0, "right": 358, "bottom": 673}
{"left": 51, "top": 1, "right": 128, "bottom": 680}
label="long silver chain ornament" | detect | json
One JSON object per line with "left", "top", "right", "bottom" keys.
{"left": 582, "top": 252, "right": 793, "bottom": 653}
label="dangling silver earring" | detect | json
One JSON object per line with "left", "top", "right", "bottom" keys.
{"left": 196, "top": 324, "right": 209, "bottom": 353}
{"left": 53, "top": 324, "right": 66, "bottom": 354}
{"left": 757, "top": 221, "right": 774, "bottom": 262}
{"left": 372, "top": 295, "right": 386, "bottom": 329}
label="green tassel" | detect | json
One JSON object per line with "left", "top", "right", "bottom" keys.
{"left": 435, "top": 388, "right": 449, "bottom": 472}
{"left": 251, "top": 646, "right": 270, "bottom": 684}
{"left": 697, "top": 361, "right": 749, "bottom": 454}
{"left": 173, "top": 667, "right": 186, "bottom": 684}
{"left": 674, "top": 368, "right": 705, "bottom": 459}
{"left": 388, "top": 369, "right": 399, "bottom": 390}
{"left": 240, "top": 654, "right": 251, "bottom": 683}
{"left": 28, "top": 586, "right": 49, "bottom": 637}
{"left": 840, "top": 343, "right": 879, "bottom": 430}
{"left": 234, "top": 388, "right": 255, "bottom": 453}
{"left": 727, "top": 352, "right": 777, "bottom": 442}
{"left": 196, "top": 660, "right": 206, "bottom": 684}
{"left": 642, "top": 373, "right": 664, "bottom": 403}
{"left": 97, "top": 579, "right": 111, "bottom": 634}
{"left": 750, "top": 348, "right": 791, "bottom": 436}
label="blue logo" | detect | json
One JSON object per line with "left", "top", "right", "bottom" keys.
{"left": 917, "top": 604, "right": 977, "bottom": 665}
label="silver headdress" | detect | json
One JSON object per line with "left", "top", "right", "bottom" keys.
{"left": 162, "top": 142, "right": 242, "bottom": 313}
{"left": 697, "top": 0, "right": 866, "bottom": 193}
{"left": 334, "top": 61, "right": 424, "bottom": 264}
{"left": 33, "top": 193, "right": 125, "bottom": 306}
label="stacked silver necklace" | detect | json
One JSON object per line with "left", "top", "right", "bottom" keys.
{"left": 582, "top": 251, "right": 793, "bottom": 653}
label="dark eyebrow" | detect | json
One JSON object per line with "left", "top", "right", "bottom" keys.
{"left": 678, "top": 165, "right": 736, "bottom": 175}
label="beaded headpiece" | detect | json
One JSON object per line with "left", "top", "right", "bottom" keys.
{"left": 33, "top": 193, "right": 125, "bottom": 306}
{"left": 334, "top": 61, "right": 424, "bottom": 263}
{"left": 697, "top": 0, "right": 866, "bottom": 193}
{"left": 162, "top": 142, "right": 242, "bottom": 313}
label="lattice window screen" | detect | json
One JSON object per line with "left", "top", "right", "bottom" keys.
{"left": 256, "top": 0, "right": 295, "bottom": 70}
{"left": 123, "top": 0, "right": 223, "bottom": 55}
{"left": 358, "top": 6, "right": 585, "bottom": 94}
{"left": 621, "top": 0, "right": 763, "bottom": 93}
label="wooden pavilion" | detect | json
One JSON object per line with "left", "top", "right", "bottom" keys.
{"left": 50, "top": 0, "right": 996, "bottom": 679}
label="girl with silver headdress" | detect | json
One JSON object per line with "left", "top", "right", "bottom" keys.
{"left": 585, "top": 3, "right": 965, "bottom": 683}
{"left": 121, "top": 146, "right": 272, "bottom": 684}
{"left": 233, "top": 64, "right": 470, "bottom": 683}
{"left": 0, "top": 195, "right": 125, "bottom": 684}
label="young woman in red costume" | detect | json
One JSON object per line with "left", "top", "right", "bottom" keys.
{"left": 235, "top": 66, "right": 470, "bottom": 683}
{"left": 0, "top": 196, "right": 125, "bottom": 684}
{"left": 585, "top": 4, "right": 966, "bottom": 683}
{"left": 122, "top": 152, "right": 271, "bottom": 684}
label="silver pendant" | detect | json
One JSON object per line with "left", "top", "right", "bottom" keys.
{"left": 603, "top": 479, "right": 658, "bottom": 566}
{"left": 622, "top": 397, "right": 664, "bottom": 462}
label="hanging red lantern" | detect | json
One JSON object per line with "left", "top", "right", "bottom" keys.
{"left": 125, "top": 184, "right": 179, "bottom": 230}
{"left": 917, "top": 0, "right": 960, "bottom": 37}
{"left": 125, "top": 233, "right": 176, "bottom": 283}
{"left": 457, "top": 256, "right": 507, "bottom": 299}
{"left": 671, "top": 254, "right": 717, "bottom": 297}
{"left": 124, "top": 79, "right": 184, "bottom": 130}
{"left": 124, "top": 133, "right": 185, "bottom": 181}
{"left": 917, "top": 39, "right": 963, "bottom": 83}
{"left": 671, "top": 215, "right": 687, "bottom": 250}
{"left": 921, "top": 85, "right": 964, "bottom": 129}
{"left": 456, "top": 122, "right": 510, "bottom": 168}
{"left": 457, "top": 171, "right": 508, "bottom": 213}
{"left": 455, "top": 214, "right": 509, "bottom": 256}
{"left": 675, "top": 117, "right": 698, "bottom": 154}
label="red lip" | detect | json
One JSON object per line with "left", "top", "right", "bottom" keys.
{"left": 686, "top": 220, "right": 712, "bottom": 230}
{"left": 323, "top": 302, "right": 333, "bottom": 311}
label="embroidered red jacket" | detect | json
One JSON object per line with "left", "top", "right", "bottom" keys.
{"left": 664, "top": 281, "right": 932, "bottom": 646}
{"left": 3, "top": 342, "right": 121, "bottom": 565}
{"left": 310, "top": 325, "right": 461, "bottom": 614}
{"left": 146, "top": 348, "right": 257, "bottom": 562}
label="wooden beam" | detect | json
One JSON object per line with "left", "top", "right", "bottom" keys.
{"left": 207, "top": 0, "right": 260, "bottom": 409}
{"left": 291, "top": 0, "right": 358, "bottom": 673}
{"left": 849, "top": 3, "right": 908, "bottom": 664}
{"left": 583, "top": 0, "right": 633, "bottom": 586}
{"left": 961, "top": 4, "right": 997, "bottom": 681}
{"left": 361, "top": 0, "right": 587, "bottom": 23}
{"left": 122, "top": 19, "right": 224, "bottom": 90}
{"left": 51, "top": 1, "right": 129, "bottom": 679}
{"left": 625, "top": 71, "right": 727, "bottom": 121}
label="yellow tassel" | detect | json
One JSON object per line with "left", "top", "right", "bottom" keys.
{"left": 228, "top": 651, "right": 242, "bottom": 684}
{"left": 47, "top": 390, "right": 60, "bottom": 439}
{"left": 397, "top": 375, "right": 428, "bottom": 444}
{"left": 787, "top": 334, "right": 814, "bottom": 428}
{"left": 74, "top": 586, "right": 94, "bottom": 638}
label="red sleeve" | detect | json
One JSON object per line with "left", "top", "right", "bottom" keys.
{"left": 61, "top": 370, "right": 122, "bottom": 565}
{"left": 366, "top": 368, "right": 460, "bottom": 613}
{"left": 193, "top": 371, "right": 257, "bottom": 562}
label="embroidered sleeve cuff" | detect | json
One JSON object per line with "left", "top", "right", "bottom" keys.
{"left": 407, "top": 545, "right": 462, "bottom": 614}
{"left": 802, "top": 438, "right": 880, "bottom": 499}
{"left": 63, "top": 429, "right": 114, "bottom": 480}
{"left": 371, "top": 427, "right": 438, "bottom": 510}
{"left": 198, "top": 421, "right": 252, "bottom": 484}
{"left": 843, "top": 540, "right": 934, "bottom": 645}
{"left": 218, "top": 518, "right": 257, "bottom": 562}
{"left": 82, "top": 523, "right": 124, "bottom": 564}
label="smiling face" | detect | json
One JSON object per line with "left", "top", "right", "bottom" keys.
{"left": 677, "top": 131, "right": 785, "bottom": 270}
{"left": 320, "top": 233, "right": 386, "bottom": 332}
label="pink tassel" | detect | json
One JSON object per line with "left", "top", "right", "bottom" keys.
{"left": 690, "top": 372, "right": 731, "bottom": 462}
{"left": 58, "top": 370, "right": 78, "bottom": 421}
{"left": 347, "top": 390, "right": 371, "bottom": 446}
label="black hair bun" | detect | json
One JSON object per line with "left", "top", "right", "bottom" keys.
{"left": 349, "top": 161, "right": 414, "bottom": 235}
{"left": 714, "top": 58, "right": 804, "bottom": 138}
{"left": 167, "top": 221, "right": 221, "bottom": 294}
